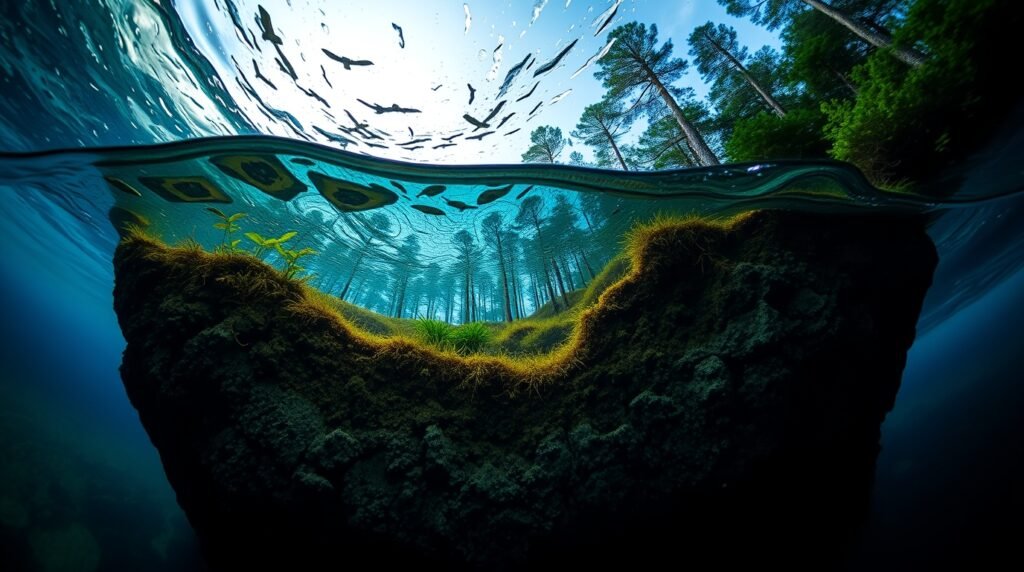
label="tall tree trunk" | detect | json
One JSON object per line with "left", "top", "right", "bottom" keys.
{"left": 531, "top": 215, "right": 560, "bottom": 313}
{"left": 542, "top": 266, "right": 560, "bottom": 312}
{"left": 801, "top": 0, "right": 924, "bottom": 67}
{"left": 602, "top": 125, "right": 630, "bottom": 170}
{"left": 470, "top": 276, "right": 477, "bottom": 322}
{"left": 571, "top": 251, "right": 587, "bottom": 287}
{"left": 580, "top": 207, "right": 595, "bottom": 233}
{"left": 338, "top": 250, "right": 367, "bottom": 300}
{"left": 579, "top": 248, "right": 596, "bottom": 280}
{"left": 531, "top": 273, "right": 541, "bottom": 311}
{"left": 509, "top": 270, "right": 520, "bottom": 320}
{"left": 560, "top": 256, "right": 576, "bottom": 291}
{"left": 494, "top": 234, "right": 513, "bottom": 322}
{"left": 552, "top": 258, "right": 571, "bottom": 308}
{"left": 517, "top": 277, "right": 526, "bottom": 318}
{"left": 644, "top": 65, "right": 720, "bottom": 166}
{"left": 673, "top": 142, "right": 697, "bottom": 167}
{"left": 393, "top": 275, "right": 407, "bottom": 318}
{"left": 463, "top": 271, "right": 471, "bottom": 323}
{"left": 832, "top": 67, "right": 858, "bottom": 96}
{"left": 701, "top": 30, "right": 787, "bottom": 117}
{"left": 446, "top": 285, "right": 454, "bottom": 322}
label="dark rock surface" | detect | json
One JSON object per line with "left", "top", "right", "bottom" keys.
{"left": 113, "top": 211, "right": 937, "bottom": 570}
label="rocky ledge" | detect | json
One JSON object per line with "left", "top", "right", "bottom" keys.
{"left": 113, "top": 210, "right": 937, "bottom": 570}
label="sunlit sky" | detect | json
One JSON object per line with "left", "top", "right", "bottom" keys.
{"left": 179, "top": 0, "right": 780, "bottom": 164}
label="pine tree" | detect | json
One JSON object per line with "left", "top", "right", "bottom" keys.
{"left": 481, "top": 212, "right": 514, "bottom": 322}
{"left": 689, "top": 22, "right": 787, "bottom": 117}
{"left": 571, "top": 99, "right": 633, "bottom": 170}
{"left": 521, "top": 126, "right": 567, "bottom": 163}
{"left": 719, "top": 0, "right": 924, "bottom": 66}
{"left": 596, "top": 22, "right": 720, "bottom": 166}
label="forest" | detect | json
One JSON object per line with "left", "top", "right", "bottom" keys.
{"left": 525, "top": 0, "right": 1013, "bottom": 186}
{"left": 304, "top": 188, "right": 623, "bottom": 333}
{"left": 200, "top": 0, "right": 1017, "bottom": 340}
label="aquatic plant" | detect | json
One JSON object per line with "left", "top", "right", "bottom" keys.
{"left": 207, "top": 208, "right": 246, "bottom": 251}
{"left": 414, "top": 318, "right": 455, "bottom": 349}
{"left": 450, "top": 322, "right": 493, "bottom": 354}
{"left": 244, "top": 231, "right": 314, "bottom": 279}
{"left": 275, "top": 242, "right": 316, "bottom": 280}
{"left": 243, "top": 231, "right": 275, "bottom": 259}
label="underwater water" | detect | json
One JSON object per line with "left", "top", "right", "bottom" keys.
{"left": 0, "top": 0, "right": 1022, "bottom": 569}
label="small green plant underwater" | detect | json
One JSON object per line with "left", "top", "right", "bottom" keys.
{"left": 244, "top": 231, "right": 315, "bottom": 280}
{"left": 413, "top": 318, "right": 493, "bottom": 354}
{"left": 450, "top": 322, "right": 492, "bottom": 354}
{"left": 207, "top": 207, "right": 246, "bottom": 251}
{"left": 206, "top": 209, "right": 315, "bottom": 280}
{"left": 414, "top": 319, "right": 455, "bottom": 348}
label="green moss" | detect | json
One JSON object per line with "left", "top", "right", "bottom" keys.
{"left": 493, "top": 254, "right": 632, "bottom": 355}
{"left": 121, "top": 212, "right": 744, "bottom": 377}
{"left": 313, "top": 294, "right": 413, "bottom": 337}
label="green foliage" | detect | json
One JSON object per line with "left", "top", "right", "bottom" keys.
{"left": 450, "top": 322, "right": 493, "bottom": 354}
{"left": 596, "top": 23, "right": 688, "bottom": 118}
{"left": 718, "top": 0, "right": 907, "bottom": 32}
{"left": 628, "top": 114, "right": 698, "bottom": 169}
{"left": 781, "top": 8, "right": 866, "bottom": 101}
{"left": 597, "top": 22, "right": 721, "bottom": 166}
{"left": 245, "top": 230, "right": 314, "bottom": 279}
{"left": 726, "top": 108, "right": 829, "bottom": 162}
{"left": 277, "top": 244, "right": 316, "bottom": 280}
{"left": 207, "top": 207, "right": 246, "bottom": 251}
{"left": 521, "top": 126, "right": 567, "bottom": 163}
{"left": 689, "top": 21, "right": 790, "bottom": 122}
{"left": 414, "top": 318, "right": 455, "bottom": 349}
{"left": 412, "top": 319, "right": 492, "bottom": 354}
{"left": 571, "top": 99, "right": 632, "bottom": 170}
{"left": 822, "top": 0, "right": 1013, "bottom": 182}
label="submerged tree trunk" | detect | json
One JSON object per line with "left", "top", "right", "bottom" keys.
{"left": 801, "top": 0, "right": 925, "bottom": 67}
{"left": 701, "top": 29, "right": 787, "bottom": 117}
{"left": 579, "top": 248, "right": 596, "bottom": 280}
{"left": 462, "top": 271, "right": 471, "bottom": 323}
{"left": 552, "top": 258, "right": 571, "bottom": 308}
{"left": 339, "top": 250, "right": 367, "bottom": 300}
{"left": 572, "top": 251, "right": 587, "bottom": 287}
{"left": 494, "top": 234, "right": 513, "bottom": 322}
{"left": 561, "top": 256, "right": 576, "bottom": 291}
{"left": 542, "top": 266, "right": 559, "bottom": 312}
{"left": 445, "top": 285, "right": 454, "bottom": 323}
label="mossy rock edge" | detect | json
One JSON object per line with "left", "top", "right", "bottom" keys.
{"left": 113, "top": 210, "right": 937, "bottom": 570}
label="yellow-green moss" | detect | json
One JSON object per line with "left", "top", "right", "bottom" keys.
{"left": 121, "top": 212, "right": 755, "bottom": 393}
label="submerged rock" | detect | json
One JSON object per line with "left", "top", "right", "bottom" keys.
{"left": 113, "top": 211, "right": 937, "bottom": 570}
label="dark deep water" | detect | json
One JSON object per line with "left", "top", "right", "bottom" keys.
{"left": 1, "top": 1, "right": 1023, "bottom": 570}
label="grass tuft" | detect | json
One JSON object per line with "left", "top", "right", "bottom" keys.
{"left": 415, "top": 318, "right": 455, "bottom": 349}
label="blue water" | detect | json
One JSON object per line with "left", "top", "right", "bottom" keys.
{"left": 0, "top": 1, "right": 1022, "bottom": 570}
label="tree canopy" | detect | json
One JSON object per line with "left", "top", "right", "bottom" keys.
{"left": 521, "top": 126, "right": 567, "bottom": 163}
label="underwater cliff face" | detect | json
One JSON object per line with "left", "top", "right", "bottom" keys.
{"left": 113, "top": 209, "right": 936, "bottom": 569}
